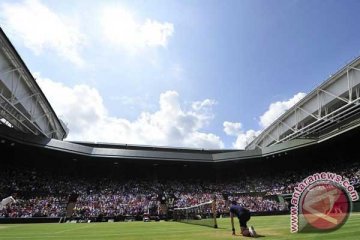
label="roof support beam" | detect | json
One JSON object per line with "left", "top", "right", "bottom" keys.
{"left": 318, "top": 88, "right": 349, "bottom": 104}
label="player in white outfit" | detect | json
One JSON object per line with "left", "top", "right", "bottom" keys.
{"left": 0, "top": 195, "right": 16, "bottom": 210}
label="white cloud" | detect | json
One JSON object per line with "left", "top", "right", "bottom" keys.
{"left": 223, "top": 121, "right": 260, "bottom": 149}
{"left": 36, "top": 74, "right": 223, "bottom": 149}
{"left": 111, "top": 95, "right": 156, "bottom": 112}
{"left": 224, "top": 92, "right": 306, "bottom": 149}
{"left": 259, "top": 92, "right": 306, "bottom": 129}
{"left": 223, "top": 121, "right": 242, "bottom": 136}
{"left": 100, "top": 5, "right": 174, "bottom": 52}
{"left": 233, "top": 129, "right": 260, "bottom": 149}
{"left": 192, "top": 99, "right": 217, "bottom": 112}
{"left": 0, "top": 0, "right": 85, "bottom": 66}
{"left": 37, "top": 72, "right": 306, "bottom": 150}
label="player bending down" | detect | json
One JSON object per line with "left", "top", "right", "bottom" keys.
{"left": 0, "top": 194, "right": 16, "bottom": 211}
{"left": 230, "top": 200, "right": 257, "bottom": 237}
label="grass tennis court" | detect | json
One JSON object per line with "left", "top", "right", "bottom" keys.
{"left": 0, "top": 213, "right": 359, "bottom": 240}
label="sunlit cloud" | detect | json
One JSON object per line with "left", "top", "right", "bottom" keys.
{"left": 36, "top": 73, "right": 223, "bottom": 149}
{"left": 0, "top": 0, "right": 85, "bottom": 66}
{"left": 223, "top": 121, "right": 260, "bottom": 149}
{"left": 224, "top": 92, "right": 306, "bottom": 149}
{"left": 100, "top": 5, "right": 174, "bottom": 53}
{"left": 259, "top": 92, "right": 306, "bottom": 129}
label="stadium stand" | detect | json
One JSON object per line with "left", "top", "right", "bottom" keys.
{"left": 1, "top": 128, "right": 359, "bottom": 223}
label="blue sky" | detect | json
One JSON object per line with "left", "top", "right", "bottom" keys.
{"left": 1, "top": 0, "right": 360, "bottom": 149}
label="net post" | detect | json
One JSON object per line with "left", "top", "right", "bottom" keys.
{"left": 212, "top": 195, "right": 218, "bottom": 228}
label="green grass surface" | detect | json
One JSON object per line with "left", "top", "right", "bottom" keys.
{"left": 0, "top": 213, "right": 359, "bottom": 240}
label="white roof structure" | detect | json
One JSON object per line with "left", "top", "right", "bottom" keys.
{"left": 247, "top": 56, "right": 360, "bottom": 150}
{"left": 0, "top": 27, "right": 67, "bottom": 140}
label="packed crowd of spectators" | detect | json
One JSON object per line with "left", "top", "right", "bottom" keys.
{"left": 0, "top": 159, "right": 359, "bottom": 219}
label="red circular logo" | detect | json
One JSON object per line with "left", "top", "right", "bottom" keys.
{"left": 300, "top": 182, "right": 350, "bottom": 231}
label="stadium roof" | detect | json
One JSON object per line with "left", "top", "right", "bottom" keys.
{"left": 0, "top": 27, "right": 68, "bottom": 140}
{"left": 246, "top": 55, "right": 360, "bottom": 150}
{"left": 0, "top": 123, "right": 319, "bottom": 163}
